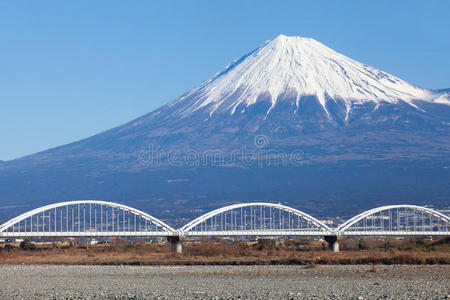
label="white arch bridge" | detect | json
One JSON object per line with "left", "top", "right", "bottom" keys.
{"left": 1, "top": 201, "right": 448, "bottom": 239}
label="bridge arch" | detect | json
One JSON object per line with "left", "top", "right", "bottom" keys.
{"left": 180, "top": 202, "right": 333, "bottom": 236}
{"left": 338, "top": 205, "right": 450, "bottom": 235}
{"left": 0, "top": 200, "right": 176, "bottom": 237}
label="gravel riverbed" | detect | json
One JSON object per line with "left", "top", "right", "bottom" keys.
{"left": 0, "top": 265, "right": 448, "bottom": 299}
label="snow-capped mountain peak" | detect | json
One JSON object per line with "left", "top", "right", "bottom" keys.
{"left": 170, "top": 34, "right": 448, "bottom": 118}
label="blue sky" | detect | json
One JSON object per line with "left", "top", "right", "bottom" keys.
{"left": 1, "top": 1, "right": 449, "bottom": 161}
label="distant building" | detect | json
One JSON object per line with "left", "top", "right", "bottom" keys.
{"left": 320, "top": 220, "right": 334, "bottom": 225}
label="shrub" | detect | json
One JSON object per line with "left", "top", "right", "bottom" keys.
{"left": 383, "top": 240, "right": 393, "bottom": 251}
{"left": 358, "top": 240, "right": 368, "bottom": 250}
{"left": 3, "top": 244, "right": 16, "bottom": 252}
{"left": 255, "top": 239, "right": 276, "bottom": 251}
{"left": 415, "top": 239, "right": 426, "bottom": 247}
{"left": 19, "top": 240, "right": 36, "bottom": 251}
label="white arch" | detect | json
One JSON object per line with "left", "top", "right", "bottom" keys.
{"left": 180, "top": 202, "right": 332, "bottom": 233}
{"left": 338, "top": 204, "right": 450, "bottom": 232}
{"left": 0, "top": 200, "right": 176, "bottom": 233}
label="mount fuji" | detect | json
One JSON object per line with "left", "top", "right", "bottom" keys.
{"left": 0, "top": 35, "right": 449, "bottom": 223}
{"left": 171, "top": 34, "right": 448, "bottom": 117}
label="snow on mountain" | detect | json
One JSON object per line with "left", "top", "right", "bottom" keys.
{"left": 434, "top": 91, "right": 450, "bottom": 105}
{"left": 168, "top": 34, "right": 449, "bottom": 119}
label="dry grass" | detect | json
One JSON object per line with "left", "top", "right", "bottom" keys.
{"left": 0, "top": 237, "right": 449, "bottom": 266}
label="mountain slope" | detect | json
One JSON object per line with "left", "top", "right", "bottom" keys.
{"left": 0, "top": 34, "right": 449, "bottom": 223}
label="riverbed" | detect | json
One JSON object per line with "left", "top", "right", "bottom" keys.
{"left": 0, "top": 265, "right": 448, "bottom": 299}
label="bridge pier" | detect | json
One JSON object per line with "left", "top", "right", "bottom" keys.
{"left": 167, "top": 236, "right": 183, "bottom": 254}
{"left": 324, "top": 235, "right": 339, "bottom": 252}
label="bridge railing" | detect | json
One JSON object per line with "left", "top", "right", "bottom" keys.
{"left": 0, "top": 200, "right": 176, "bottom": 237}
{"left": 337, "top": 205, "right": 450, "bottom": 236}
{"left": 179, "top": 203, "right": 335, "bottom": 236}
{"left": 0, "top": 201, "right": 449, "bottom": 238}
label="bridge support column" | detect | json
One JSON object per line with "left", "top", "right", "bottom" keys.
{"left": 324, "top": 235, "right": 339, "bottom": 252}
{"left": 167, "top": 236, "right": 182, "bottom": 254}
